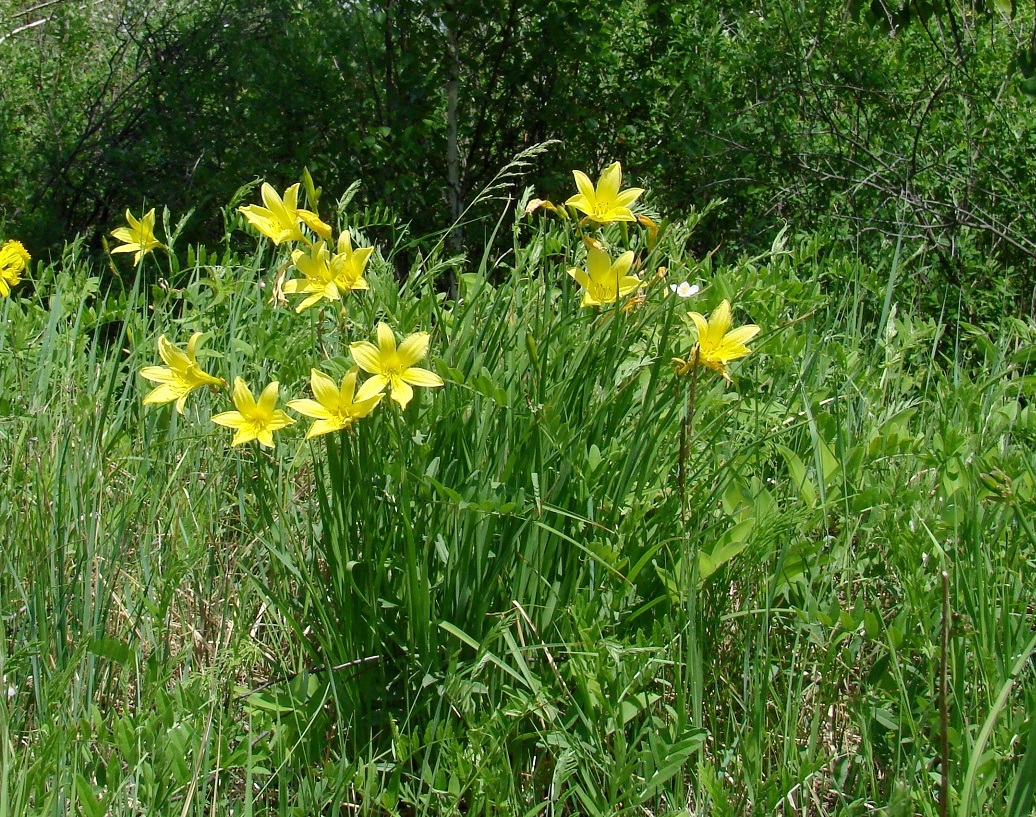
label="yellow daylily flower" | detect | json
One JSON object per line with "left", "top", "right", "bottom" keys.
{"left": 674, "top": 299, "right": 760, "bottom": 382}
{"left": 283, "top": 241, "right": 338, "bottom": 312}
{"left": 350, "top": 322, "right": 444, "bottom": 410}
{"left": 111, "top": 209, "right": 163, "bottom": 265}
{"left": 282, "top": 232, "right": 373, "bottom": 312}
{"left": 330, "top": 231, "right": 373, "bottom": 293}
{"left": 239, "top": 183, "right": 331, "bottom": 245}
{"left": 211, "top": 378, "right": 295, "bottom": 447}
{"left": 568, "top": 247, "right": 641, "bottom": 308}
{"left": 0, "top": 240, "right": 30, "bottom": 297}
{"left": 141, "top": 333, "right": 226, "bottom": 414}
{"left": 565, "top": 161, "right": 644, "bottom": 223}
{"left": 288, "top": 368, "right": 384, "bottom": 439}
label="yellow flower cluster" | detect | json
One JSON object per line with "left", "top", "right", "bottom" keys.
{"left": 530, "top": 163, "right": 761, "bottom": 383}
{"left": 239, "top": 183, "right": 372, "bottom": 313}
{"left": 143, "top": 322, "right": 443, "bottom": 446}
{"left": 527, "top": 162, "right": 652, "bottom": 311}
{"left": 138, "top": 182, "right": 443, "bottom": 447}
{"left": 0, "top": 240, "right": 30, "bottom": 298}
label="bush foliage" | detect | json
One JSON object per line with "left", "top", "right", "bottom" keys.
{"left": 4, "top": 0, "right": 1036, "bottom": 321}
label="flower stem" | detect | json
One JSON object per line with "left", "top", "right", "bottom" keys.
{"left": 678, "top": 348, "right": 700, "bottom": 528}
{"left": 676, "top": 348, "right": 703, "bottom": 752}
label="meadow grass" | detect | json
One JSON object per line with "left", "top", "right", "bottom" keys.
{"left": 1, "top": 180, "right": 1035, "bottom": 816}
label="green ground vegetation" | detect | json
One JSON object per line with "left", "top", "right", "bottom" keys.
{"left": 1, "top": 163, "right": 1035, "bottom": 814}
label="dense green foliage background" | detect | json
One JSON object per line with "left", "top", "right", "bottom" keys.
{"left": 3, "top": 0, "right": 1036, "bottom": 318}
{"left": 4, "top": 1, "right": 1036, "bottom": 814}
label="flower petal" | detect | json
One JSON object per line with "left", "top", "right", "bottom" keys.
{"left": 389, "top": 379, "right": 414, "bottom": 409}
{"left": 376, "top": 322, "right": 397, "bottom": 356}
{"left": 617, "top": 276, "right": 642, "bottom": 297}
{"left": 396, "top": 332, "right": 430, "bottom": 368}
{"left": 259, "top": 183, "right": 281, "bottom": 213}
{"left": 580, "top": 290, "right": 601, "bottom": 308}
{"left": 350, "top": 340, "right": 383, "bottom": 375}
{"left": 287, "top": 398, "right": 334, "bottom": 420}
{"left": 565, "top": 193, "right": 591, "bottom": 215}
{"left": 722, "top": 324, "right": 760, "bottom": 348}
{"left": 351, "top": 392, "right": 384, "bottom": 418}
{"left": 267, "top": 410, "right": 295, "bottom": 431}
{"left": 231, "top": 426, "right": 258, "bottom": 446}
{"left": 712, "top": 342, "right": 752, "bottom": 363}
{"left": 597, "top": 162, "right": 622, "bottom": 202}
{"left": 569, "top": 268, "right": 592, "bottom": 293}
{"left": 572, "top": 170, "right": 596, "bottom": 202}
{"left": 296, "top": 292, "right": 325, "bottom": 312}
{"left": 688, "top": 311, "right": 709, "bottom": 341}
{"left": 310, "top": 369, "right": 340, "bottom": 410}
{"left": 612, "top": 250, "right": 635, "bottom": 277}
{"left": 612, "top": 188, "right": 644, "bottom": 209}
{"left": 281, "top": 184, "right": 300, "bottom": 212}
{"left": 355, "top": 374, "right": 389, "bottom": 403}
{"left": 257, "top": 381, "right": 280, "bottom": 416}
{"left": 140, "top": 365, "right": 176, "bottom": 384}
{"left": 339, "top": 369, "right": 359, "bottom": 403}
{"left": 158, "top": 336, "right": 190, "bottom": 372}
{"left": 708, "top": 300, "right": 733, "bottom": 340}
{"left": 305, "top": 418, "right": 343, "bottom": 439}
{"left": 211, "top": 410, "right": 247, "bottom": 429}
{"left": 402, "top": 367, "right": 444, "bottom": 388}
{"left": 231, "top": 377, "right": 257, "bottom": 414}
{"left": 143, "top": 383, "right": 180, "bottom": 406}
{"left": 298, "top": 209, "right": 332, "bottom": 240}
{"left": 186, "top": 332, "right": 204, "bottom": 361}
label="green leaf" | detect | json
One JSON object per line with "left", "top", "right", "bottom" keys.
{"left": 74, "top": 774, "right": 106, "bottom": 817}
{"left": 87, "top": 636, "right": 134, "bottom": 665}
{"left": 698, "top": 518, "right": 755, "bottom": 583}
{"left": 1006, "top": 717, "right": 1036, "bottom": 817}
{"left": 776, "top": 444, "right": 817, "bottom": 506}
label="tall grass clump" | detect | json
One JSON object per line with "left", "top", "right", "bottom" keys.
{"left": 0, "top": 155, "right": 1035, "bottom": 815}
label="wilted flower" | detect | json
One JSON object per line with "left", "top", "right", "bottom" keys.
{"left": 524, "top": 198, "right": 567, "bottom": 219}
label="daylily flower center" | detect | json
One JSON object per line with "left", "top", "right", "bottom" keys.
{"left": 590, "top": 281, "right": 616, "bottom": 301}
{"left": 380, "top": 352, "right": 405, "bottom": 377}
{"left": 242, "top": 416, "right": 272, "bottom": 438}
